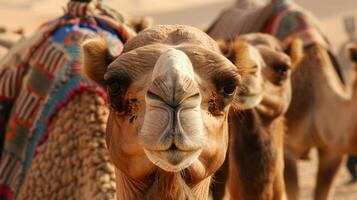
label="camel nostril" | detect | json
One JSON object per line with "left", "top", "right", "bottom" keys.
{"left": 169, "top": 144, "right": 178, "bottom": 151}
{"left": 146, "top": 90, "right": 200, "bottom": 110}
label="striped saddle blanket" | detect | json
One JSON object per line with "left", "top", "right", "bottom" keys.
{"left": 262, "top": 0, "right": 329, "bottom": 49}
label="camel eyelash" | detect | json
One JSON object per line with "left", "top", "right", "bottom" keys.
{"left": 214, "top": 73, "right": 240, "bottom": 91}
{"left": 104, "top": 73, "right": 132, "bottom": 89}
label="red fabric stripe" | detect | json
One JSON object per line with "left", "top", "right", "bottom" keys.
{"left": 0, "top": 184, "right": 14, "bottom": 200}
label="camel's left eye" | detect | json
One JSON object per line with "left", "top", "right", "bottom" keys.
{"left": 108, "top": 81, "right": 124, "bottom": 96}
{"left": 222, "top": 84, "right": 236, "bottom": 97}
{"left": 274, "top": 64, "right": 289, "bottom": 78}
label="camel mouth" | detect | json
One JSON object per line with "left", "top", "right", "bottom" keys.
{"left": 238, "top": 93, "right": 263, "bottom": 109}
{"left": 144, "top": 145, "right": 202, "bottom": 172}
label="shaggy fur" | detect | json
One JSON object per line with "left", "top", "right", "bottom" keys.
{"left": 146, "top": 171, "right": 195, "bottom": 200}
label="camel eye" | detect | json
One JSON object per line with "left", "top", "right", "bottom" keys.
{"left": 274, "top": 63, "right": 289, "bottom": 77}
{"left": 108, "top": 81, "right": 123, "bottom": 96}
{"left": 222, "top": 84, "right": 236, "bottom": 97}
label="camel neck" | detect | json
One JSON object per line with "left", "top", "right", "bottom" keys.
{"left": 114, "top": 168, "right": 212, "bottom": 200}
{"left": 228, "top": 109, "right": 283, "bottom": 199}
{"left": 114, "top": 168, "right": 149, "bottom": 200}
{"left": 310, "top": 45, "right": 357, "bottom": 100}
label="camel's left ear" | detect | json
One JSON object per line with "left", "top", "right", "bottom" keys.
{"left": 348, "top": 44, "right": 357, "bottom": 63}
{"left": 132, "top": 16, "right": 154, "bottom": 32}
{"left": 81, "top": 37, "right": 114, "bottom": 86}
{"left": 285, "top": 37, "right": 304, "bottom": 71}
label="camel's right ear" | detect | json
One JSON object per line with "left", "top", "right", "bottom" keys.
{"left": 348, "top": 44, "right": 357, "bottom": 63}
{"left": 217, "top": 39, "right": 229, "bottom": 55}
{"left": 81, "top": 37, "right": 114, "bottom": 86}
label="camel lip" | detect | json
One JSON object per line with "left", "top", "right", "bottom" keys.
{"left": 143, "top": 142, "right": 202, "bottom": 153}
{"left": 145, "top": 146, "right": 201, "bottom": 154}
{"left": 144, "top": 148, "right": 202, "bottom": 172}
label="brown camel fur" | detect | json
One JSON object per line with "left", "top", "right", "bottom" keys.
{"left": 212, "top": 34, "right": 301, "bottom": 200}
{"left": 283, "top": 43, "right": 357, "bottom": 200}
{"left": 208, "top": 0, "right": 357, "bottom": 199}
{"left": 82, "top": 25, "right": 265, "bottom": 200}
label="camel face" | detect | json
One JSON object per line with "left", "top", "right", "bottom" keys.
{"left": 256, "top": 43, "right": 292, "bottom": 117}
{"left": 218, "top": 40, "right": 264, "bottom": 109}
{"left": 82, "top": 25, "right": 260, "bottom": 181}
{"left": 220, "top": 34, "right": 293, "bottom": 118}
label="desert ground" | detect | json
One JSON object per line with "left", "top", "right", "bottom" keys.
{"left": 299, "top": 150, "right": 357, "bottom": 200}
{"left": 0, "top": 0, "right": 357, "bottom": 199}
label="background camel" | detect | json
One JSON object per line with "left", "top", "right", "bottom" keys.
{"left": 81, "top": 24, "right": 267, "bottom": 200}
{"left": 208, "top": 0, "right": 357, "bottom": 199}
{"left": 0, "top": 27, "right": 24, "bottom": 50}
{"left": 212, "top": 34, "right": 301, "bottom": 200}
{"left": 0, "top": 0, "right": 136, "bottom": 199}
{"left": 282, "top": 43, "right": 357, "bottom": 200}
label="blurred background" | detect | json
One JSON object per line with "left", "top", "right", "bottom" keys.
{"left": 0, "top": 0, "right": 356, "bottom": 49}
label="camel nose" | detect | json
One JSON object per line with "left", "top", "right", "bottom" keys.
{"left": 148, "top": 48, "right": 199, "bottom": 108}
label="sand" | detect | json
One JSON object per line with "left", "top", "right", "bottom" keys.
{"left": 299, "top": 150, "right": 357, "bottom": 200}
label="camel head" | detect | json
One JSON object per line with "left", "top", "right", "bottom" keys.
{"left": 81, "top": 25, "right": 261, "bottom": 185}
{"left": 219, "top": 33, "right": 298, "bottom": 118}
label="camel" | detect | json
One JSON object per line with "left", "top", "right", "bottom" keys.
{"left": 282, "top": 43, "right": 357, "bottom": 200}
{"left": 0, "top": 0, "right": 136, "bottom": 199}
{"left": 212, "top": 34, "right": 301, "bottom": 200}
{"left": 81, "top": 24, "right": 269, "bottom": 200}
{"left": 208, "top": 0, "right": 357, "bottom": 199}
{"left": 0, "top": 27, "right": 24, "bottom": 58}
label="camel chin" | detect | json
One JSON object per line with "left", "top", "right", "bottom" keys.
{"left": 144, "top": 148, "right": 202, "bottom": 172}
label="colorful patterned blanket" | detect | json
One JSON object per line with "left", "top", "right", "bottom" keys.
{"left": 208, "top": 0, "right": 330, "bottom": 49}
{"left": 262, "top": 0, "right": 329, "bottom": 49}
{"left": 0, "top": 1, "right": 135, "bottom": 198}
{"left": 262, "top": 0, "right": 345, "bottom": 82}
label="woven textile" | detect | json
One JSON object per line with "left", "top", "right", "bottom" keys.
{"left": 262, "top": 0, "right": 329, "bottom": 49}
{"left": 208, "top": 0, "right": 329, "bottom": 49}
{"left": 0, "top": 1, "right": 135, "bottom": 198}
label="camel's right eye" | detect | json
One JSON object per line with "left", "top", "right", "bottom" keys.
{"left": 222, "top": 84, "right": 237, "bottom": 97}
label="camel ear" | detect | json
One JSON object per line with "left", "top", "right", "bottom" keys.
{"left": 217, "top": 39, "right": 229, "bottom": 55}
{"left": 348, "top": 44, "right": 357, "bottom": 63}
{"left": 137, "top": 16, "right": 154, "bottom": 32}
{"left": 217, "top": 39, "right": 240, "bottom": 64}
{"left": 285, "top": 37, "right": 303, "bottom": 70}
{"left": 81, "top": 37, "right": 114, "bottom": 86}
